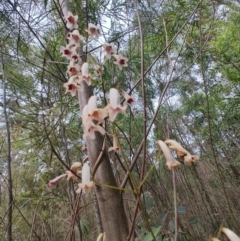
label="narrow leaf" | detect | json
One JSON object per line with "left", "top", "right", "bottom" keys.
{"left": 143, "top": 226, "right": 162, "bottom": 241}
{"left": 44, "top": 0, "right": 48, "bottom": 8}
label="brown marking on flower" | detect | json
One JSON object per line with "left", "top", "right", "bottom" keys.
{"left": 64, "top": 49, "right": 71, "bottom": 55}
{"left": 68, "top": 84, "right": 74, "bottom": 90}
{"left": 68, "top": 15, "right": 75, "bottom": 24}
{"left": 69, "top": 67, "right": 77, "bottom": 75}
{"left": 119, "top": 59, "right": 125, "bottom": 65}
{"left": 72, "top": 34, "right": 80, "bottom": 42}
{"left": 127, "top": 98, "right": 134, "bottom": 105}
{"left": 177, "top": 150, "right": 187, "bottom": 157}
{"left": 105, "top": 45, "right": 112, "bottom": 52}
{"left": 82, "top": 146, "right": 87, "bottom": 152}
{"left": 72, "top": 55, "right": 78, "bottom": 60}
{"left": 90, "top": 27, "right": 96, "bottom": 34}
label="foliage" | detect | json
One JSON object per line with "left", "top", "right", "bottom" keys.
{"left": 1, "top": 0, "right": 240, "bottom": 240}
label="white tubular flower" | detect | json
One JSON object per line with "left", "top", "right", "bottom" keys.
{"left": 48, "top": 162, "right": 82, "bottom": 187}
{"left": 82, "top": 104, "right": 89, "bottom": 126}
{"left": 164, "top": 139, "right": 188, "bottom": 157}
{"left": 109, "top": 134, "right": 119, "bottom": 152}
{"left": 113, "top": 54, "right": 128, "bottom": 70}
{"left": 88, "top": 108, "right": 108, "bottom": 125}
{"left": 60, "top": 44, "right": 73, "bottom": 60}
{"left": 96, "top": 233, "right": 105, "bottom": 241}
{"left": 109, "top": 87, "right": 119, "bottom": 108}
{"left": 164, "top": 139, "right": 199, "bottom": 166}
{"left": 63, "top": 75, "right": 81, "bottom": 96}
{"left": 103, "top": 42, "right": 116, "bottom": 59}
{"left": 48, "top": 174, "right": 67, "bottom": 187}
{"left": 211, "top": 238, "right": 221, "bottom": 241}
{"left": 70, "top": 162, "right": 82, "bottom": 172}
{"left": 157, "top": 140, "right": 181, "bottom": 170}
{"left": 86, "top": 23, "right": 101, "bottom": 39}
{"left": 83, "top": 121, "right": 106, "bottom": 140}
{"left": 105, "top": 88, "right": 127, "bottom": 122}
{"left": 66, "top": 162, "right": 82, "bottom": 180}
{"left": 60, "top": 44, "right": 80, "bottom": 61}
{"left": 81, "top": 62, "right": 92, "bottom": 86}
{"left": 64, "top": 11, "right": 78, "bottom": 30}
{"left": 82, "top": 162, "right": 90, "bottom": 183}
{"left": 221, "top": 227, "right": 240, "bottom": 241}
{"left": 67, "top": 61, "right": 81, "bottom": 77}
{"left": 67, "top": 30, "right": 83, "bottom": 45}
{"left": 76, "top": 163, "right": 94, "bottom": 194}
{"left": 184, "top": 152, "right": 199, "bottom": 166}
{"left": 82, "top": 102, "right": 106, "bottom": 140}
{"left": 120, "top": 89, "right": 135, "bottom": 106}
{"left": 87, "top": 96, "right": 108, "bottom": 124}
{"left": 88, "top": 95, "right": 97, "bottom": 112}
{"left": 70, "top": 45, "right": 80, "bottom": 61}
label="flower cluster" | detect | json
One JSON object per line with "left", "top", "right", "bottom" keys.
{"left": 81, "top": 88, "right": 133, "bottom": 140}
{"left": 157, "top": 139, "right": 199, "bottom": 170}
{"left": 62, "top": 15, "right": 129, "bottom": 97}
{"left": 60, "top": 9, "right": 134, "bottom": 143}
{"left": 49, "top": 11, "right": 134, "bottom": 194}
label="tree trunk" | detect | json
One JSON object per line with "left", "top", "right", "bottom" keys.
{"left": 78, "top": 83, "right": 129, "bottom": 240}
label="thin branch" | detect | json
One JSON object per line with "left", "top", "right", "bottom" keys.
{"left": 14, "top": 202, "right": 41, "bottom": 241}
{"left": 1, "top": 45, "right": 13, "bottom": 241}
{"left": 127, "top": 1, "right": 154, "bottom": 240}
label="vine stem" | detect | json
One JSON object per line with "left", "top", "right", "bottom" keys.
{"left": 163, "top": 13, "right": 178, "bottom": 241}
{"left": 172, "top": 169, "right": 178, "bottom": 241}
{"left": 127, "top": 1, "right": 157, "bottom": 240}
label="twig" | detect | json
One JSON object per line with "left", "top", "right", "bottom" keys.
{"left": 172, "top": 169, "right": 178, "bottom": 241}
{"left": 92, "top": 136, "right": 106, "bottom": 177}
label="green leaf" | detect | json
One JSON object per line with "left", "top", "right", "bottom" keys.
{"left": 44, "top": 0, "right": 48, "bottom": 8}
{"left": 168, "top": 220, "right": 175, "bottom": 232}
{"left": 170, "top": 205, "right": 186, "bottom": 215}
{"left": 179, "top": 234, "right": 187, "bottom": 241}
{"left": 158, "top": 212, "right": 168, "bottom": 225}
{"left": 177, "top": 0, "right": 185, "bottom": 7}
{"left": 189, "top": 216, "right": 199, "bottom": 225}
{"left": 178, "top": 205, "right": 186, "bottom": 215}
{"left": 80, "top": 220, "right": 89, "bottom": 235}
{"left": 141, "top": 192, "right": 154, "bottom": 212}
{"left": 142, "top": 226, "right": 162, "bottom": 241}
